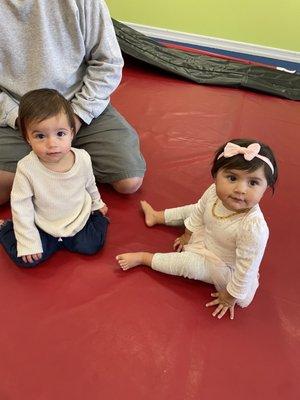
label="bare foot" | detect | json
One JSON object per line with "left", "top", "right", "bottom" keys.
{"left": 140, "top": 200, "right": 165, "bottom": 227}
{"left": 116, "top": 252, "right": 153, "bottom": 270}
{"left": 116, "top": 253, "right": 144, "bottom": 270}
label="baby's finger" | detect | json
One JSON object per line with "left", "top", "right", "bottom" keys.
{"left": 229, "top": 306, "right": 235, "bottom": 320}
{"left": 173, "top": 240, "right": 183, "bottom": 251}
{"left": 173, "top": 239, "right": 180, "bottom": 248}
{"left": 210, "top": 292, "right": 219, "bottom": 298}
{"left": 26, "top": 255, "right": 34, "bottom": 263}
{"left": 206, "top": 299, "right": 219, "bottom": 307}
{"left": 217, "top": 306, "right": 228, "bottom": 319}
{"left": 22, "top": 256, "right": 28, "bottom": 263}
{"left": 32, "top": 254, "right": 40, "bottom": 261}
{"left": 212, "top": 304, "right": 223, "bottom": 317}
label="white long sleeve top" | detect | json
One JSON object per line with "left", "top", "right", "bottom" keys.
{"left": 0, "top": 0, "right": 123, "bottom": 128}
{"left": 184, "top": 184, "right": 269, "bottom": 300}
{"left": 11, "top": 148, "right": 105, "bottom": 257}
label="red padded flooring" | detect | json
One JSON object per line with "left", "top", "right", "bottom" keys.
{"left": 0, "top": 59, "right": 299, "bottom": 399}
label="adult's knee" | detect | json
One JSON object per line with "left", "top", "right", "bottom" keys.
{"left": 0, "top": 170, "right": 15, "bottom": 205}
{"left": 112, "top": 177, "right": 143, "bottom": 194}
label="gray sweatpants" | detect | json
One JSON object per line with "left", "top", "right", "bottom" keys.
{"left": 0, "top": 104, "right": 146, "bottom": 183}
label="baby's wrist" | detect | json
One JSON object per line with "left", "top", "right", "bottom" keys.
{"left": 184, "top": 229, "right": 192, "bottom": 237}
{"left": 224, "top": 290, "right": 237, "bottom": 305}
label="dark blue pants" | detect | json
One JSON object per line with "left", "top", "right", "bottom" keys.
{"left": 0, "top": 211, "right": 109, "bottom": 268}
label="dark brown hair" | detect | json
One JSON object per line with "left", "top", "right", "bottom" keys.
{"left": 18, "top": 88, "right": 76, "bottom": 139}
{"left": 211, "top": 138, "right": 278, "bottom": 191}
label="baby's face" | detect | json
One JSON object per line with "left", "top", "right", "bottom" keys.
{"left": 26, "top": 112, "right": 74, "bottom": 165}
{"left": 215, "top": 166, "right": 268, "bottom": 211}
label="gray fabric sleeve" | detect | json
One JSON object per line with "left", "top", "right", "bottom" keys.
{"left": 71, "top": 0, "right": 124, "bottom": 124}
{"left": 0, "top": 91, "right": 19, "bottom": 129}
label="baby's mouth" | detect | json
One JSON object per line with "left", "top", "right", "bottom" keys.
{"left": 230, "top": 196, "right": 245, "bottom": 203}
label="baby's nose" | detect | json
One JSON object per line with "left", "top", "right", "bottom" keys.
{"left": 235, "top": 181, "right": 247, "bottom": 193}
{"left": 47, "top": 137, "right": 58, "bottom": 147}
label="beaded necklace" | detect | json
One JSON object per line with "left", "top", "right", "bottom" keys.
{"left": 212, "top": 199, "right": 249, "bottom": 220}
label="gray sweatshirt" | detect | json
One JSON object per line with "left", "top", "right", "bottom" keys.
{"left": 0, "top": 0, "right": 123, "bottom": 128}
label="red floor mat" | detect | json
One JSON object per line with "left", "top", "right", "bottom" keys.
{"left": 0, "top": 60, "right": 299, "bottom": 399}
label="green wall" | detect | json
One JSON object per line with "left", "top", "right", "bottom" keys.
{"left": 106, "top": 0, "right": 300, "bottom": 52}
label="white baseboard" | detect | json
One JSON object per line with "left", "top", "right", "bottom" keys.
{"left": 123, "top": 21, "right": 300, "bottom": 64}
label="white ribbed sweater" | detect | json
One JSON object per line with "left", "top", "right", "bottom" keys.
{"left": 11, "top": 148, "right": 105, "bottom": 257}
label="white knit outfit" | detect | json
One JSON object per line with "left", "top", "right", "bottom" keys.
{"left": 151, "top": 184, "right": 269, "bottom": 307}
{"left": 11, "top": 148, "right": 105, "bottom": 257}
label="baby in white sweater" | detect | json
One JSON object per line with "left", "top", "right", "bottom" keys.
{"left": 0, "top": 89, "right": 108, "bottom": 267}
{"left": 117, "top": 139, "right": 278, "bottom": 320}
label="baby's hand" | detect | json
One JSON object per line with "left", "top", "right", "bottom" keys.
{"left": 173, "top": 231, "right": 191, "bottom": 252}
{"left": 99, "top": 205, "right": 108, "bottom": 216}
{"left": 206, "top": 290, "right": 237, "bottom": 320}
{"left": 21, "top": 253, "right": 42, "bottom": 264}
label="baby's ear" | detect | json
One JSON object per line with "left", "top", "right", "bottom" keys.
{"left": 23, "top": 130, "right": 30, "bottom": 145}
{"left": 15, "top": 117, "right": 20, "bottom": 129}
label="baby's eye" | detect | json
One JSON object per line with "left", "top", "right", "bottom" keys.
{"left": 35, "top": 133, "right": 45, "bottom": 140}
{"left": 57, "top": 131, "right": 66, "bottom": 137}
{"left": 249, "top": 180, "right": 259, "bottom": 186}
{"left": 227, "top": 175, "right": 236, "bottom": 182}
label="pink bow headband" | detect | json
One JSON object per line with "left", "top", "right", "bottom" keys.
{"left": 217, "top": 142, "right": 274, "bottom": 174}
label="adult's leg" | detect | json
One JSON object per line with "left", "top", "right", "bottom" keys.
{"left": 73, "top": 104, "right": 146, "bottom": 194}
{"left": 0, "top": 126, "right": 31, "bottom": 205}
{"left": 62, "top": 212, "right": 109, "bottom": 255}
{"left": 0, "top": 221, "right": 60, "bottom": 267}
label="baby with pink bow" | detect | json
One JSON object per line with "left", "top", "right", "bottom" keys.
{"left": 116, "top": 139, "right": 278, "bottom": 320}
